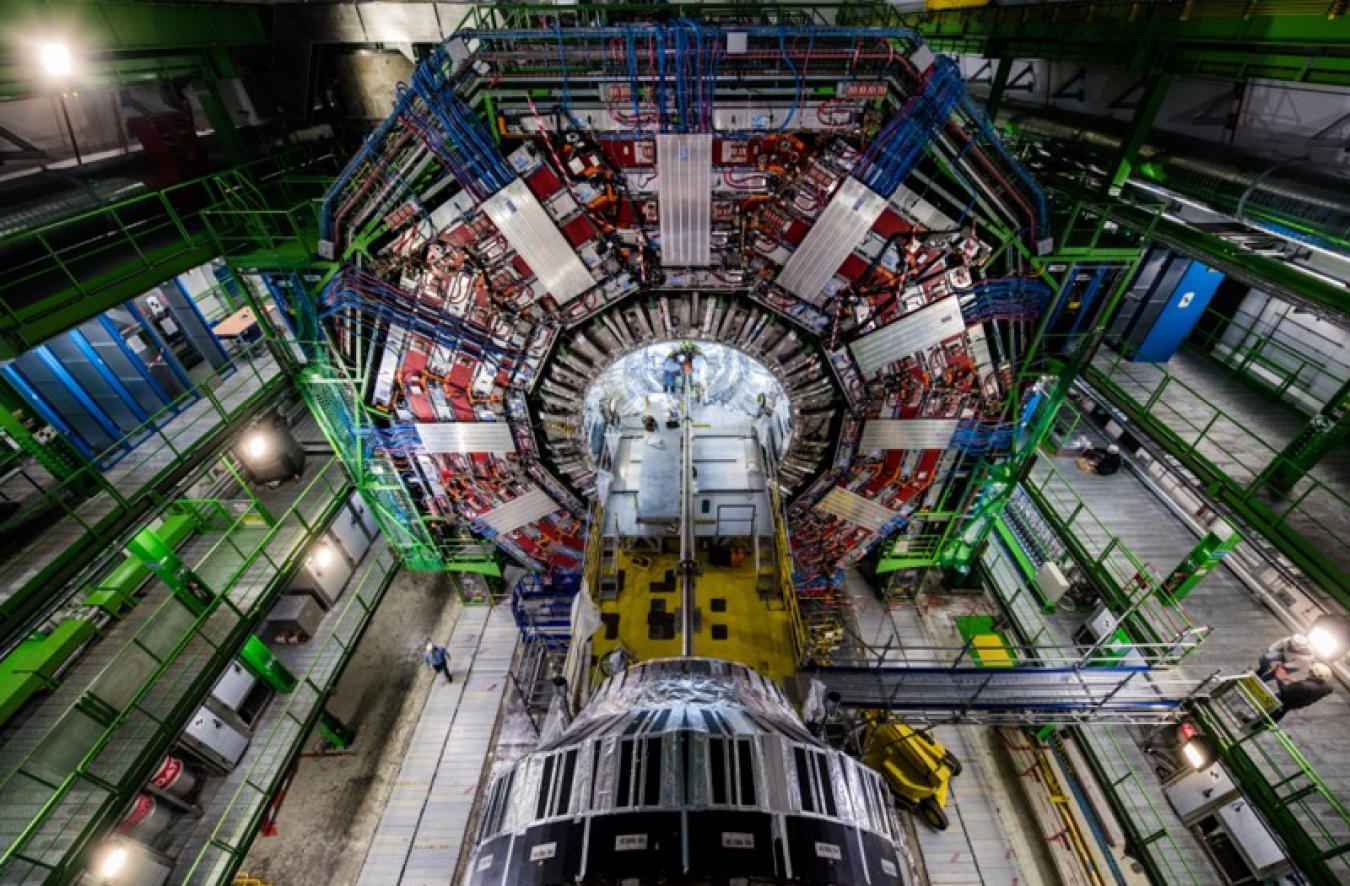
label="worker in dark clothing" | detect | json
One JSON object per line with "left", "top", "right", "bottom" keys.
{"left": 1273, "top": 662, "right": 1333, "bottom": 722}
{"left": 425, "top": 642, "right": 453, "bottom": 683}
{"left": 1079, "top": 443, "right": 1122, "bottom": 476}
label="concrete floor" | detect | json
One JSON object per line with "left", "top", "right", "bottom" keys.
{"left": 240, "top": 569, "right": 461, "bottom": 886}
{"left": 843, "top": 571, "right": 1058, "bottom": 886}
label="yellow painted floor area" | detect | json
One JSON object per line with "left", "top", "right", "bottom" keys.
{"left": 591, "top": 549, "right": 799, "bottom": 685}
{"left": 972, "top": 635, "right": 1014, "bottom": 667}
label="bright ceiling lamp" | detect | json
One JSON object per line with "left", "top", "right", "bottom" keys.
{"left": 1308, "top": 614, "right": 1350, "bottom": 661}
{"left": 245, "top": 431, "right": 269, "bottom": 461}
{"left": 97, "top": 844, "right": 128, "bottom": 879}
{"left": 312, "top": 542, "right": 336, "bottom": 569}
{"left": 41, "top": 42, "right": 73, "bottom": 77}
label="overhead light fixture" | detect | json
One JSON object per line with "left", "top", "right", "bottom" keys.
{"left": 98, "top": 845, "right": 128, "bottom": 879}
{"left": 1181, "top": 739, "right": 1209, "bottom": 770}
{"left": 1128, "top": 181, "right": 1216, "bottom": 216}
{"left": 1180, "top": 732, "right": 1215, "bottom": 771}
{"left": 1131, "top": 179, "right": 1350, "bottom": 267}
{"left": 236, "top": 413, "right": 305, "bottom": 485}
{"left": 312, "top": 543, "right": 336, "bottom": 569}
{"left": 245, "top": 432, "right": 269, "bottom": 460}
{"left": 41, "top": 42, "right": 73, "bottom": 77}
{"left": 1308, "top": 613, "right": 1350, "bottom": 661}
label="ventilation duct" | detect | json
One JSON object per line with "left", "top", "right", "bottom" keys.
{"left": 1003, "top": 106, "right": 1350, "bottom": 255}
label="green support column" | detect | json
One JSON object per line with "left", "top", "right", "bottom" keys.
{"left": 195, "top": 79, "right": 248, "bottom": 168}
{"left": 317, "top": 708, "right": 355, "bottom": 750}
{"left": 196, "top": 47, "right": 248, "bottom": 167}
{"left": 1260, "top": 377, "right": 1350, "bottom": 494}
{"left": 125, "top": 525, "right": 216, "bottom": 614}
{"left": 984, "top": 57, "right": 1014, "bottom": 121}
{"left": 939, "top": 250, "right": 1143, "bottom": 573}
{"left": 1105, "top": 72, "right": 1173, "bottom": 196}
{"left": 239, "top": 636, "right": 297, "bottom": 693}
{"left": 1161, "top": 521, "right": 1242, "bottom": 601}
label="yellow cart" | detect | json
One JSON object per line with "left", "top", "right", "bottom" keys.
{"left": 861, "top": 713, "right": 963, "bottom": 830}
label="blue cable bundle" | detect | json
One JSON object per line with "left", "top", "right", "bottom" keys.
{"left": 960, "top": 96, "right": 1049, "bottom": 239}
{"left": 361, "top": 425, "right": 424, "bottom": 453}
{"left": 319, "top": 269, "right": 521, "bottom": 369}
{"left": 853, "top": 56, "right": 964, "bottom": 196}
{"left": 408, "top": 48, "right": 514, "bottom": 200}
{"left": 670, "top": 19, "right": 723, "bottom": 133}
{"left": 951, "top": 420, "right": 1015, "bottom": 455}
{"left": 959, "top": 278, "right": 1053, "bottom": 324}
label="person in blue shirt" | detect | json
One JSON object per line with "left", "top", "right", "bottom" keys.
{"left": 662, "top": 354, "right": 680, "bottom": 394}
{"left": 424, "top": 642, "right": 453, "bottom": 683}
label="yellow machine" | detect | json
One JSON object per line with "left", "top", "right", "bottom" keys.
{"left": 861, "top": 713, "right": 963, "bottom": 830}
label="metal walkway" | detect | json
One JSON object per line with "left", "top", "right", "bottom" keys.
{"left": 0, "top": 346, "right": 282, "bottom": 627}
{"left": 813, "top": 664, "right": 1197, "bottom": 724}
{"left": 840, "top": 572, "right": 1032, "bottom": 884}
{"left": 0, "top": 460, "right": 348, "bottom": 884}
{"left": 913, "top": 725, "right": 1028, "bottom": 886}
{"left": 1038, "top": 443, "right": 1350, "bottom": 786}
{"left": 1090, "top": 347, "right": 1350, "bottom": 591}
{"left": 355, "top": 605, "right": 517, "bottom": 886}
{"left": 169, "top": 540, "right": 400, "bottom": 886}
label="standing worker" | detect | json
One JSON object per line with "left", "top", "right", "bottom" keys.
{"left": 1078, "top": 443, "right": 1122, "bottom": 476}
{"left": 662, "top": 353, "right": 680, "bottom": 394}
{"left": 1273, "top": 662, "right": 1334, "bottom": 723}
{"left": 425, "top": 641, "right": 453, "bottom": 684}
{"left": 1257, "top": 634, "right": 1315, "bottom": 680}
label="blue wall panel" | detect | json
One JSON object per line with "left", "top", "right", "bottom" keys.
{"left": 1131, "top": 261, "right": 1225, "bottom": 363}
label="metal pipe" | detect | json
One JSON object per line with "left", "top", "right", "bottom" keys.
{"left": 1004, "top": 105, "right": 1350, "bottom": 254}
{"left": 680, "top": 382, "right": 696, "bottom": 657}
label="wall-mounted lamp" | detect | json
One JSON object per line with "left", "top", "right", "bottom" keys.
{"left": 1309, "top": 613, "right": 1350, "bottom": 661}
{"left": 40, "top": 42, "right": 72, "bottom": 77}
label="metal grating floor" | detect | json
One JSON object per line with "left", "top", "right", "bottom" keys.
{"left": 1042, "top": 450, "right": 1350, "bottom": 826}
{"left": 355, "top": 605, "right": 518, "bottom": 886}
{"left": 0, "top": 350, "right": 281, "bottom": 606}
{"left": 0, "top": 463, "right": 346, "bottom": 880}
{"left": 169, "top": 540, "right": 397, "bottom": 886}
{"left": 1092, "top": 348, "right": 1350, "bottom": 580}
{"left": 916, "top": 725, "right": 1026, "bottom": 886}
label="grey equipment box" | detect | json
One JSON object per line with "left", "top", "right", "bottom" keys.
{"left": 266, "top": 595, "right": 324, "bottom": 642}
{"left": 1216, "top": 800, "right": 1290, "bottom": 881}
{"left": 329, "top": 494, "right": 378, "bottom": 563}
{"left": 1164, "top": 764, "right": 1239, "bottom": 826}
{"left": 180, "top": 706, "right": 251, "bottom": 772}
{"left": 288, "top": 530, "right": 354, "bottom": 610}
{"left": 209, "top": 661, "right": 256, "bottom": 712}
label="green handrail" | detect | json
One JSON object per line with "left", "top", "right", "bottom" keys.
{"left": 1192, "top": 681, "right": 1350, "bottom": 885}
{"left": 0, "top": 459, "right": 354, "bottom": 882}
{"left": 980, "top": 540, "right": 1209, "bottom": 885}
{"left": 0, "top": 338, "right": 286, "bottom": 635}
{"left": 1070, "top": 723, "right": 1209, "bottom": 886}
{"left": 1021, "top": 459, "right": 1206, "bottom": 662}
{"left": 1086, "top": 342, "right": 1350, "bottom": 605}
{"left": 0, "top": 146, "right": 336, "bottom": 355}
{"left": 177, "top": 544, "right": 401, "bottom": 886}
